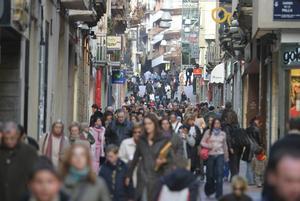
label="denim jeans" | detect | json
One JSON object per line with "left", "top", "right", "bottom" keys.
{"left": 206, "top": 154, "right": 225, "bottom": 199}
{"left": 246, "top": 161, "right": 255, "bottom": 185}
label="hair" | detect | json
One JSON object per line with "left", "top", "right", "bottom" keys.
{"left": 143, "top": 113, "right": 162, "bottom": 137}
{"left": 68, "top": 121, "right": 80, "bottom": 132}
{"left": 160, "top": 117, "right": 172, "bottom": 131}
{"left": 184, "top": 113, "right": 195, "bottom": 125}
{"left": 263, "top": 135, "right": 300, "bottom": 198}
{"left": 289, "top": 118, "right": 300, "bottom": 131}
{"left": 80, "top": 122, "right": 89, "bottom": 132}
{"left": 51, "top": 120, "right": 64, "bottom": 134}
{"left": 195, "top": 117, "right": 206, "bottom": 129}
{"left": 105, "top": 144, "right": 119, "bottom": 155}
{"left": 3, "top": 121, "right": 18, "bottom": 133}
{"left": 231, "top": 175, "right": 248, "bottom": 192}
{"left": 132, "top": 122, "right": 143, "bottom": 131}
{"left": 103, "top": 111, "right": 114, "bottom": 121}
{"left": 60, "top": 143, "right": 96, "bottom": 183}
{"left": 209, "top": 118, "right": 221, "bottom": 135}
{"left": 29, "top": 156, "right": 60, "bottom": 181}
{"left": 17, "top": 124, "right": 26, "bottom": 136}
{"left": 226, "top": 110, "right": 239, "bottom": 125}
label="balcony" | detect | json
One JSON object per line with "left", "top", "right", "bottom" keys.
{"left": 69, "top": 9, "right": 97, "bottom": 22}
{"left": 60, "top": 0, "right": 90, "bottom": 10}
{"left": 206, "top": 43, "right": 222, "bottom": 66}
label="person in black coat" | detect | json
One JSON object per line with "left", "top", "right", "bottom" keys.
{"left": 0, "top": 122, "right": 38, "bottom": 201}
{"left": 99, "top": 145, "right": 134, "bottom": 201}
{"left": 105, "top": 110, "right": 133, "bottom": 145}
{"left": 90, "top": 104, "right": 104, "bottom": 127}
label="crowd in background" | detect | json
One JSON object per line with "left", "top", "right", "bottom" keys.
{"left": 1, "top": 100, "right": 300, "bottom": 201}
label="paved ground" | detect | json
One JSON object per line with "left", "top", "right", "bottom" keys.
{"left": 199, "top": 161, "right": 261, "bottom": 201}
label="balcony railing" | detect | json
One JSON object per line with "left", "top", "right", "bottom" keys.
{"left": 206, "top": 44, "right": 222, "bottom": 65}
{"left": 60, "top": 0, "right": 90, "bottom": 10}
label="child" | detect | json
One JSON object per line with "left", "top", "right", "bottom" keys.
{"left": 80, "top": 122, "right": 95, "bottom": 146}
{"left": 252, "top": 148, "right": 267, "bottom": 188}
{"left": 219, "top": 176, "right": 252, "bottom": 201}
{"left": 22, "top": 156, "right": 69, "bottom": 201}
{"left": 99, "top": 144, "right": 134, "bottom": 201}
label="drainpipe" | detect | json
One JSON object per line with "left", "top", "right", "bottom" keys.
{"left": 37, "top": 0, "right": 45, "bottom": 138}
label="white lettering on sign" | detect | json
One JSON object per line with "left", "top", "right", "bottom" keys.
{"left": 283, "top": 47, "right": 300, "bottom": 65}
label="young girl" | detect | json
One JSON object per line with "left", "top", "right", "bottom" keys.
{"left": 89, "top": 117, "right": 105, "bottom": 173}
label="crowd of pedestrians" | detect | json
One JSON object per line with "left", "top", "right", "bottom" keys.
{"left": 2, "top": 100, "right": 300, "bottom": 201}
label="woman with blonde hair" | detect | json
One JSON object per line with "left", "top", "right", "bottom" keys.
{"left": 61, "top": 143, "right": 111, "bottom": 201}
{"left": 219, "top": 176, "right": 252, "bottom": 201}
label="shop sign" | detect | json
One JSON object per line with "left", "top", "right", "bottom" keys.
{"left": 193, "top": 68, "right": 202, "bottom": 77}
{"left": 274, "top": 0, "right": 300, "bottom": 20}
{"left": 107, "top": 36, "right": 122, "bottom": 50}
{"left": 112, "top": 69, "right": 126, "bottom": 84}
{"left": 281, "top": 43, "right": 300, "bottom": 68}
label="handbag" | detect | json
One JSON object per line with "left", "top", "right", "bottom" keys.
{"left": 199, "top": 147, "right": 209, "bottom": 160}
{"left": 199, "top": 133, "right": 211, "bottom": 160}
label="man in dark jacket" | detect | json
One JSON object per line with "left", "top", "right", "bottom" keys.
{"left": 99, "top": 145, "right": 134, "bottom": 201}
{"left": 0, "top": 122, "right": 38, "bottom": 201}
{"left": 89, "top": 104, "right": 103, "bottom": 127}
{"left": 105, "top": 110, "right": 133, "bottom": 145}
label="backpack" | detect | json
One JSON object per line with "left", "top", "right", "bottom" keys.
{"left": 230, "top": 127, "right": 250, "bottom": 149}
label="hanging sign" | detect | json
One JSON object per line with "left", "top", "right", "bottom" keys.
{"left": 107, "top": 36, "right": 122, "bottom": 50}
{"left": 112, "top": 69, "right": 126, "bottom": 84}
{"left": 274, "top": 0, "right": 300, "bottom": 20}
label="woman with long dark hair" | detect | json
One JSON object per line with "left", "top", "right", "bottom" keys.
{"left": 160, "top": 117, "right": 183, "bottom": 157}
{"left": 201, "top": 118, "right": 229, "bottom": 199}
{"left": 127, "top": 113, "right": 173, "bottom": 201}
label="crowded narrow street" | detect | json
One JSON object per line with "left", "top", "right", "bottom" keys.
{"left": 2, "top": 0, "right": 300, "bottom": 201}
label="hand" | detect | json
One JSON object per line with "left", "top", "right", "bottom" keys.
{"left": 230, "top": 148, "right": 234, "bottom": 154}
{"left": 124, "top": 177, "right": 130, "bottom": 187}
{"left": 156, "top": 157, "right": 167, "bottom": 167}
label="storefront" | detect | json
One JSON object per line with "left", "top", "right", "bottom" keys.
{"left": 278, "top": 43, "right": 300, "bottom": 136}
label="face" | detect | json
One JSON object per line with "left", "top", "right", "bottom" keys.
{"left": 106, "top": 151, "right": 119, "bottom": 165}
{"left": 187, "top": 119, "right": 195, "bottom": 126}
{"left": 132, "top": 128, "right": 142, "bottom": 142}
{"left": 70, "top": 126, "right": 80, "bottom": 138}
{"left": 213, "top": 120, "right": 221, "bottom": 129}
{"left": 95, "top": 118, "right": 102, "bottom": 127}
{"left": 70, "top": 146, "right": 88, "bottom": 171}
{"left": 138, "top": 114, "right": 143, "bottom": 121}
{"left": 161, "top": 120, "right": 171, "bottom": 131}
{"left": 208, "top": 117, "right": 214, "bottom": 127}
{"left": 233, "top": 184, "right": 244, "bottom": 197}
{"left": 3, "top": 128, "right": 19, "bottom": 148}
{"left": 29, "top": 171, "right": 61, "bottom": 201}
{"left": 107, "top": 115, "right": 113, "bottom": 122}
{"left": 144, "top": 118, "right": 155, "bottom": 134}
{"left": 117, "top": 112, "right": 125, "bottom": 124}
{"left": 170, "top": 115, "right": 176, "bottom": 123}
{"left": 92, "top": 107, "right": 97, "bottom": 113}
{"left": 53, "top": 123, "right": 63, "bottom": 136}
{"left": 131, "top": 116, "right": 137, "bottom": 123}
{"left": 268, "top": 156, "right": 300, "bottom": 201}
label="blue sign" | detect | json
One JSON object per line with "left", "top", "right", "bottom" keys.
{"left": 111, "top": 69, "right": 126, "bottom": 84}
{"left": 274, "top": 0, "right": 300, "bottom": 20}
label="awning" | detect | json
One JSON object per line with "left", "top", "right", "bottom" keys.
{"left": 210, "top": 63, "right": 225, "bottom": 84}
{"left": 151, "top": 33, "right": 164, "bottom": 45}
{"left": 152, "top": 55, "right": 170, "bottom": 68}
{"left": 151, "top": 11, "right": 164, "bottom": 23}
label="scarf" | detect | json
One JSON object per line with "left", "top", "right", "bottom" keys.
{"left": 43, "top": 133, "right": 65, "bottom": 160}
{"left": 213, "top": 128, "right": 221, "bottom": 135}
{"left": 68, "top": 166, "right": 89, "bottom": 183}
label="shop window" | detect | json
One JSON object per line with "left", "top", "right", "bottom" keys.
{"left": 289, "top": 69, "right": 300, "bottom": 119}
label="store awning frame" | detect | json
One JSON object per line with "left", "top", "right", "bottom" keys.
{"left": 152, "top": 55, "right": 170, "bottom": 68}
{"left": 210, "top": 63, "right": 225, "bottom": 84}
